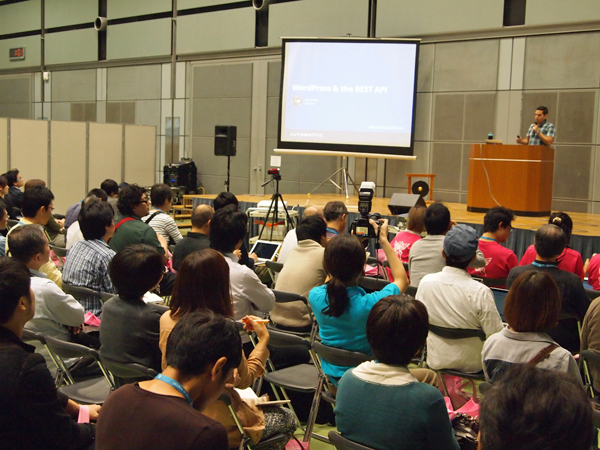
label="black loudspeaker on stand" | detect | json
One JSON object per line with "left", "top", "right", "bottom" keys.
{"left": 387, "top": 193, "right": 426, "bottom": 215}
{"left": 215, "top": 126, "right": 237, "bottom": 192}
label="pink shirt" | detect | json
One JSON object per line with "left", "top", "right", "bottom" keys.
{"left": 588, "top": 254, "right": 600, "bottom": 291}
{"left": 389, "top": 230, "right": 422, "bottom": 263}
{"left": 519, "top": 245, "right": 584, "bottom": 280}
{"left": 468, "top": 238, "right": 518, "bottom": 281}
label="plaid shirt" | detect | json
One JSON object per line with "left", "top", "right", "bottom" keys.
{"left": 62, "top": 239, "right": 116, "bottom": 317}
{"left": 527, "top": 120, "right": 555, "bottom": 146}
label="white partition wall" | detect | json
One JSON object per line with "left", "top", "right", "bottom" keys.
{"left": 89, "top": 122, "right": 123, "bottom": 190}
{"left": 50, "top": 121, "right": 87, "bottom": 212}
{"left": 0, "top": 118, "right": 7, "bottom": 174}
{"left": 124, "top": 124, "right": 156, "bottom": 187}
{"left": 10, "top": 119, "right": 49, "bottom": 182}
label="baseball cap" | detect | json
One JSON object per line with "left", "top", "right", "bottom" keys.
{"left": 443, "top": 224, "right": 478, "bottom": 262}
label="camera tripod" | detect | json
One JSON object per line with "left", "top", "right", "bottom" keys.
{"left": 258, "top": 172, "right": 295, "bottom": 241}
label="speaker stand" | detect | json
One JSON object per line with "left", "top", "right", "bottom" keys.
{"left": 224, "top": 155, "right": 231, "bottom": 192}
{"left": 308, "top": 156, "right": 360, "bottom": 199}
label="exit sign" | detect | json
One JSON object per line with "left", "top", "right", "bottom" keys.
{"left": 9, "top": 47, "right": 25, "bottom": 61}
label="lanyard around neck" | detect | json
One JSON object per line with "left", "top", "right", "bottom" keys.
{"left": 480, "top": 236, "right": 497, "bottom": 242}
{"left": 155, "top": 373, "right": 194, "bottom": 407}
{"left": 532, "top": 261, "right": 556, "bottom": 268}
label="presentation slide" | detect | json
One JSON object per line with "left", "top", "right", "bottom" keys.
{"left": 279, "top": 39, "right": 418, "bottom": 153}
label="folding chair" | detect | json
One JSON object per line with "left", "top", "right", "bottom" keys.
{"left": 479, "top": 277, "right": 507, "bottom": 288}
{"left": 305, "top": 341, "right": 371, "bottom": 442}
{"left": 100, "top": 356, "right": 158, "bottom": 389}
{"left": 21, "top": 329, "right": 64, "bottom": 381}
{"left": 260, "top": 329, "right": 319, "bottom": 426}
{"left": 43, "top": 335, "right": 113, "bottom": 404}
{"left": 586, "top": 289, "right": 600, "bottom": 301}
{"left": 7, "top": 218, "right": 19, "bottom": 229}
{"left": 49, "top": 244, "right": 67, "bottom": 269}
{"left": 265, "top": 260, "right": 284, "bottom": 285}
{"left": 428, "top": 324, "right": 487, "bottom": 399}
{"left": 405, "top": 285, "right": 417, "bottom": 297}
{"left": 62, "top": 282, "right": 114, "bottom": 305}
{"left": 219, "top": 393, "right": 289, "bottom": 450}
{"left": 357, "top": 276, "right": 390, "bottom": 293}
{"left": 328, "top": 431, "right": 376, "bottom": 450}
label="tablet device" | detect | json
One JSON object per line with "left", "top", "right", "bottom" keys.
{"left": 249, "top": 240, "right": 282, "bottom": 263}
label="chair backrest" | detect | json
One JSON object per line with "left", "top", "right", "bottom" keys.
{"left": 490, "top": 287, "right": 509, "bottom": 321}
{"left": 62, "top": 282, "right": 113, "bottom": 304}
{"left": 405, "top": 285, "right": 417, "bottom": 297}
{"left": 100, "top": 356, "right": 158, "bottom": 386}
{"left": 429, "top": 324, "right": 486, "bottom": 341}
{"left": 7, "top": 218, "right": 19, "bottom": 229}
{"left": 358, "top": 276, "right": 390, "bottom": 293}
{"left": 267, "top": 328, "right": 311, "bottom": 351}
{"left": 49, "top": 244, "right": 67, "bottom": 258}
{"left": 272, "top": 289, "right": 308, "bottom": 305}
{"left": 266, "top": 260, "right": 284, "bottom": 273}
{"left": 479, "top": 277, "right": 507, "bottom": 288}
{"left": 45, "top": 335, "right": 100, "bottom": 361}
{"left": 21, "top": 329, "right": 47, "bottom": 345}
{"left": 581, "top": 350, "right": 600, "bottom": 369}
{"left": 328, "top": 431, "right": 376, "bottom": 450}
{"left": 586, "top": 289, "right": 600, "bottom": 301}
{"left": 313, "top": 341, "right": 371, "bottom": 368}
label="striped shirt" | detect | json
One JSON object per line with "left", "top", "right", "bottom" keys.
{"left": 142, "top": 209, "right": 183, "bottom": 245}
{"left": 62, "top": 239, "right": 116, "bottom": 316}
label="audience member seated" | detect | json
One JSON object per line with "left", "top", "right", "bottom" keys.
{"left": 0, "top": 257, "right": 98, "bottom": 449}
{"left": 336, "top": 295, "right": 458, "bottom": 450}
{"left": 519, "top": 212, "right": 584, "bottom": 279}
{"left": 101, "top": 178, "right": 120, "bottom": 216}
{"left": 210, "top": 206, "right": 275, "bottom": 321}
{"left": 172, "top": 204, "right": 213, "bottom": 271}
{"left": 96, "top": 311, "right": 238, "bottom": 450}
{"left": 585, "top": 253, "right": 600, "bottom": 290}
{"left": 389, "top": 205, "right": 426, "bottom": 263}
{"left": 4, "top": 168, "right": 23, "bottom": 210}
{"left": 323, "top": 201, "right": 348, "bottom": 239}
{"left": 23, "top": 179, "right": 66, "bottom": 247}
{"left": 10, "top": 225, "right": 86, "bottom": 369}
{"left": 0, "top": 175, "right": 16, "bottom": 220}
{"left": 109, "top": 184, "right": 175, "bottom": 295}
{"left": 482, "top": 270, "right": 581, "bottom": 383}
{"left": 213, "top": 191, "right": 258, "bottom": 269}
{"left": 142, "top": 183, "right": 183, "bottom": 245}
{"left": 65, "top": 189, "right": 109, "bottom": 249}
{"left": 272, "top": 215, "right": 328, "bottom": 332}
{"left": 159, "top": 249, "right": 295, "bottom": 449}
{"left": 100, "top": 244, "right": 168, "bottom": 372}
{"left": 310, "top": 221, "right": 412, "bottom": 387}
{"left": 416, "top": 224, "right": 503, "bottom": 373}
{"left": 62, "top": 198, "right": 116, "bottom": 317}
{"left": 277, "top": 206, "right": 323, "bottom": 264}
{"left": 468, "top": 206, "right": 517, "bottom": 284}
{"left": 0, "top": 200, "right": 8, "bottom": 254}
{"left": 6, "top": 185, "right": 63, "bottom": 287}
{"left": 409, "top": 203, "right": 485, "bottom": 287}
{"left": 479, "top": 365, "right": 593, "bottom": 450}
{"left": 580, "top": 282, "right": 600, "bottom": 395}
{"left": 507, "top": 224, "right": 589, "bottom": 354}
{"left": 64, "top": 187, "right": 107, "bottom": 230}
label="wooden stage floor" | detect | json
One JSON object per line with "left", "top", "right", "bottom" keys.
{"left": 191, "top": 193, "right": 600, "bottom": 237}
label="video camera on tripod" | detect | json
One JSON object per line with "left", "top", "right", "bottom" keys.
{"left": 350, "top": 182, "right": 383, "bottom": 239}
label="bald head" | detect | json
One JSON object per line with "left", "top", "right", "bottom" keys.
{"left": 534, "top": 224, "right": 567, "bottom": 260}
{"left": 303, "top": 206, "right": 324, "bottom": 219}
{"left": 191, "top": 204, "right": 214, "bottom": 234}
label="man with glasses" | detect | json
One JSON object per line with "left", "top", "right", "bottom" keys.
{"left": 109, "top": 184, "right": 175, "bottom": 295}
{"left": 5, "top": 185, "right": 63, "bottom": 287}
{"left": 468, "top": 206, "right": 517, "bottom": 285}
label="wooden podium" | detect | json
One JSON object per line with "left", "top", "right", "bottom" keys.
{"left": 467, "top": 144, "right": 554, "bottom": 217}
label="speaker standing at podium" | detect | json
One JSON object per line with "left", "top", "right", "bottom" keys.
{"left": 516, "top": 105, "right": 556, "bottom": 147}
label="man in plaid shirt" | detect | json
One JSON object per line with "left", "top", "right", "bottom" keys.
{"left": 517, "top": 106, "right": 556, "bottom": 147}
{"left": 62, "top": 198, "right": 116, "bottom": 317}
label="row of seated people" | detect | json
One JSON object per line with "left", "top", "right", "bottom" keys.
{"left": 2, "top": 249, "right": 594, "bottom": 450}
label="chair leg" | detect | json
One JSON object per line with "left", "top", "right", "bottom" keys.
{"left": 583, "top": 359, "right": 595, "bottom": 398}
{"left": 303, "top": 376, "right": 325, "bottom": 441}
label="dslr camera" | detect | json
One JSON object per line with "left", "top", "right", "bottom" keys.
{"left": 350, "top": 182, "right": 383, "bottom": 239}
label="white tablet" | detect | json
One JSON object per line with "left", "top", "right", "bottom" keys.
{"left": 249, "top": 240, "right": 282, "bottom": 263}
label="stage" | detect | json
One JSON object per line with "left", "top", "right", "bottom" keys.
{"left": 183, "top": 193, "right": 600, "bottom": 260}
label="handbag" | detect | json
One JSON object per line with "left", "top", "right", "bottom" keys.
{"left": 452, "top": 413, "right": 479, "bottom": 450}
{"left": 285, "top": 436, "right": 310, "bottom": 449}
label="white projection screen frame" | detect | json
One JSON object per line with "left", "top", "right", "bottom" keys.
{"left": 276, "top": 37, "right": 420, "bottom": 160}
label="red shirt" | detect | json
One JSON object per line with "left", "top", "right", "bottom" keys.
{"left": 519, "top": 245, "right": 584, "bottom": 280}
{"left": 390, "top": 230, "right": 422, "bottom": 263}
{"left": 468, "top": 238, "right": 518, "bottom": 280}
{"left": 588, "top": 254, "right": 600, "bottom": 290}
